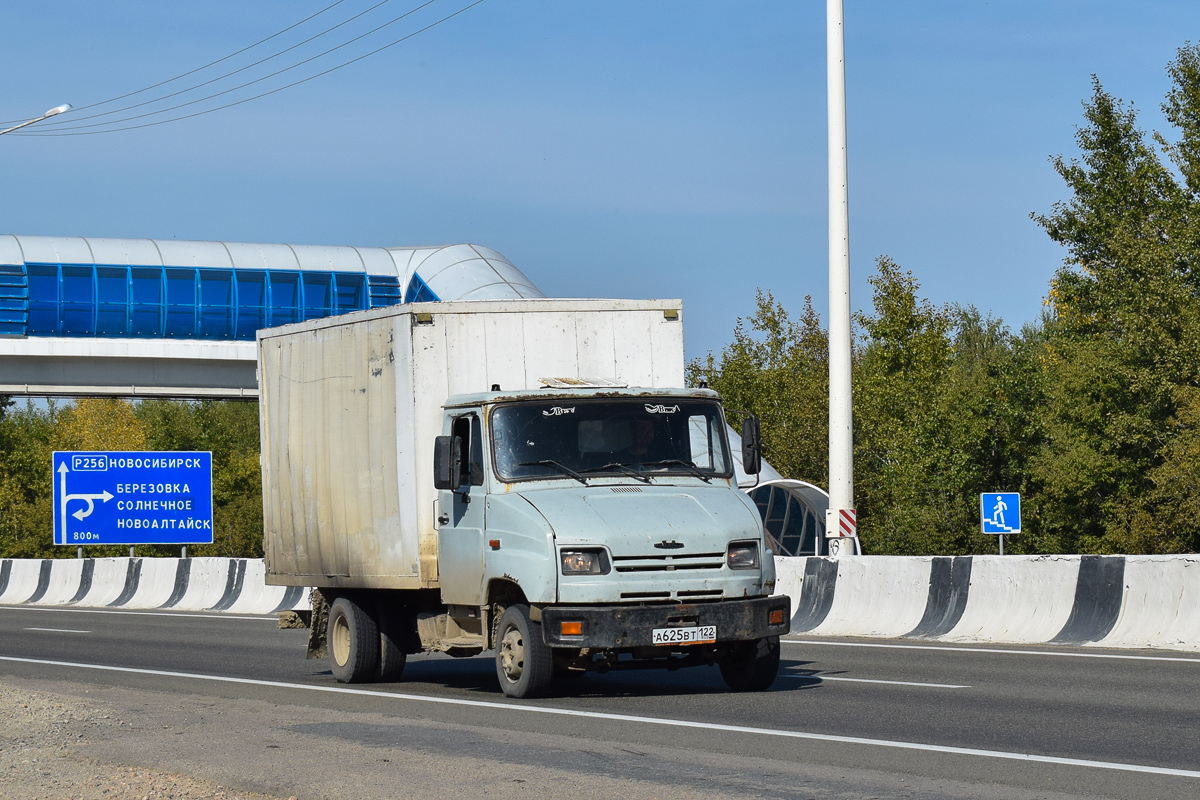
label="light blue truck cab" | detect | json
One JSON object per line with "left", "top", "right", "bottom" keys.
{"left": 433, "top": 386, "right": 791, "bottom": 697}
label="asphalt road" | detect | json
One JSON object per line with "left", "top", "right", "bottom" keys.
{"left": 0, "top": 604, "right": 1198, "bottom": 800}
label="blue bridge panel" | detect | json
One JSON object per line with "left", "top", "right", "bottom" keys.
{"left": 16, "top": 263, "right": 411, "bottom": 341}
{"left": 0, "top": 264, "right": 29, "bottom": 335}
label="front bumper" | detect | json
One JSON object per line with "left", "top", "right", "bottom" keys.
{"left": 541, "top": 595, "right": 791, "bottom": 648}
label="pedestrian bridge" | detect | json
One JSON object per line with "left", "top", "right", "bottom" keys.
{"left": 0, "top": 235, "right": 542, "bottom": 398}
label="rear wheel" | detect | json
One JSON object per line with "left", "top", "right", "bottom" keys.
{"left": 328, "top": 595, "right": 380, "bottom": 684}
{"left": 376, "top": 604, "right": 410, "bottom": 682}
{"left": 718, "top": 636, "right": 780, "bottom": 692}
{"left": 495, "top": 604, "right": 554, "bottom": 698}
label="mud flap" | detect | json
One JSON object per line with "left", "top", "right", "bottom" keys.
{"left": 307, "top": 589, "right": 330, "bottom": 659}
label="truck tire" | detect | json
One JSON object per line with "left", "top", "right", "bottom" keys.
{"left": 328, "top": 596, "right": 380, "bottom": 684}
{"left": 495, "top": 604, "right": 554, "bottom": 698}
{"left": 718, "top": 635, "right": 780, "bottom": 692}
{"left": 377, "top": 607, "right": 409, "bottom": 682}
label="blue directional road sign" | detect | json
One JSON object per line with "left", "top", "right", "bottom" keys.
{"left": 980, "top": 492, "right": 1021, "bottom": 535}
{"left": 52, "top": 452, "right": 213, "bottom": 546}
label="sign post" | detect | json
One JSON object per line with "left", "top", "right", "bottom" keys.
{"left": 980, "top": 492, "right": 1020, "bottom": 555}
{"left": 52, "top": 452, "right": 214, "bottom": 548}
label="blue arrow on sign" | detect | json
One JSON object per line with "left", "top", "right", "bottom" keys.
{"left": 980, "top": 492, "right": 1021, "bottom": 535}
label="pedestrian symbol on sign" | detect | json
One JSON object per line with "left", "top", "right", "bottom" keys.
{"left": 991, "top": 496, "right": 1007, "bottom": 528}
{"left": 980, "top": 492, "right": 1020, "bottom": 535}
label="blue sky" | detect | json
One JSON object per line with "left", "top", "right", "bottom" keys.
{"left": 3, "top": 1, "right": 1199, "bottom": 358}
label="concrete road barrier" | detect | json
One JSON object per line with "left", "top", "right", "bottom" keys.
{"left": 4, "top": 552, "right": 1194, "bottom": 650}
{"left": 0, "top": 557, "right": 309, "bottom": 615}
{"left": 1103, "top": 555, "right": 1200, "bottom": 650}
{"left": 946, "top": 555, "right": 1080, "bottom": 644}
{"left": 807, "top": 555, "right": 932, "bottom": 638}
{"left": 774, "top": 554, "right": 1200, "bottom": 652}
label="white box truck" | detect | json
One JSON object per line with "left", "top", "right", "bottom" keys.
{"left": 259, "top": 299, "right": 790, "bottom": 697}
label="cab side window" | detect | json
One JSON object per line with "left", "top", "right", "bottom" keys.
{"left": 451, "top": 414, "right": 484, "bottom": 487}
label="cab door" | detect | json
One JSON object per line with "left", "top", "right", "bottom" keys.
{"left": 437, "top": 413, "right": 486, "bottom": 605}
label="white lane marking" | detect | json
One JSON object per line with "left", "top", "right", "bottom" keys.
{"left": 783, "top": 639, "right": 1200, "bottom": 664}
{"left": 0, "top": 655, "right": 1196, "bottom": 780}
{"left": 785, "top": 674, "right": 968, "bottom": 689}
{"left": 22, "top": 628, "right": 90, "bottom": 634}
{"left": 0, "top": 606, "right": 274, "bottom": 622}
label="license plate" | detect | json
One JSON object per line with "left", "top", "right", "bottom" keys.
{"left": 651, "top": 625, "right": 716, "bottom": 646}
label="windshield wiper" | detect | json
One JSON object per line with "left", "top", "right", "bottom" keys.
{"left": 518, "top": 460, "right": 588, "bottom": 484}
{"left": 580, "top": 462, "right": 652, "bottom": 483}
{"left": 641, "top": 459, "right": 712, "bottom": 482}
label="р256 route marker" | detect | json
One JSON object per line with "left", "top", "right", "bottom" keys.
{"left": 52, "top": 452, "right": 213, "bottom": 546}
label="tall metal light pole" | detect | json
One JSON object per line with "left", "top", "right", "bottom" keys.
{"left": 0, "top": 104, "right": 72, "bottom": 137}
{"left": 826, "top": 0, "right": 858, "bottom": 556}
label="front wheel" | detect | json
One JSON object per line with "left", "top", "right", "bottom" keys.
{"left": 494, "top": 604, "right": 554, "bottom": 698}
{"left": 718, "top": 636, "right": 780, "bottom": 692}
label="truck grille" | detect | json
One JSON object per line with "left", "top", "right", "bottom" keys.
{"left": 620, "top": 589, "right": 725, "bottom": 601}
{"left": 612, "top": 552, "right": 725, "bottom": 573}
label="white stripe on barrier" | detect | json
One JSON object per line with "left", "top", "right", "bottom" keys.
{"left": 32, "top": 559, "right": 85, "bottom": 606}
{"left": 170, "top": 558, "right": 236, "bottom": 611}
{"left": 811, "top": 556, "right": 932, "bottom": 637}
{"left": 226, "top": 559, "right": 295, "bottom": 614}
{"left": 1100, "top": 555, "right": 1200, "bottom": 652}
{"left": 74, "top": 558, "right": 136, "bottom": 607}
{"left": 771, "top": 555, "right": 806, "bottom": 606}
{"left": 943, "top": 556, "right": 1079, "bottom": 644}
{"left": 0, "top": 560, "right": 45, "bottom": 605}
{"left": 121, "top": 557, "right": 180, "bottom": 609}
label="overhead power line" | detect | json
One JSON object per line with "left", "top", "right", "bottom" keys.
{"left": 0, "top": 0, "right": 349, "bottom": 126}
{"left": 33, "top": 0, "right": 402, "bottom": 130}
{"left": 19, "top": 0, "right": 486, "bottom": 137}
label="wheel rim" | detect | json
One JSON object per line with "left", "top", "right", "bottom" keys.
{"left": 331, "top": 612, "right": 351, "bottom": 667}
{"left": 499, "top": 626, "right": 525, "bottom": 684}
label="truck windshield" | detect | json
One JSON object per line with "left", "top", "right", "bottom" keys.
{"left": 491, "top": 398, "right": 732, "bottom": 482}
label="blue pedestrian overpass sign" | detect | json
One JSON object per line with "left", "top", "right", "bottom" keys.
{"left": 52, "top": 452, "right": 214, "bottom": 546}
{"left": 980, "top": 492, "right": 1021, "bottom": 535}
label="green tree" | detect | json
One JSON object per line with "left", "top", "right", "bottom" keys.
{"left": 137, "top": 400, "right": 264, "bottom": 558}
{"left": 693, "top": 259, "right": 1034, "bottom": 555}
{"left": 852, "top": 258, "right": 1033, "bottom": 554}
{"left": 688, "top": 291, "right": 829, "bottom": 488}
{"left": 52, "top": 398, "right": 146, "bottom": 452}
{"left": 0, "top": 401, "right": 58, "bottom": 558}
{"left": 1031, "top": 45, "right": 1200, "bottom": 554}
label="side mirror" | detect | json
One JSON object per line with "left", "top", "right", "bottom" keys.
{"left": 741, "top": 416, "right": 762, "bottom": 475}
{"left": 434, "top": 435, "right": 463, "bottom": 490}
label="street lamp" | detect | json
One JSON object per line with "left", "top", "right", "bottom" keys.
{"left": 826, "top": 0, "right": 859, "bottom": 557}
{"left": 0, "top": 104, "right": 72, "bottom": 136}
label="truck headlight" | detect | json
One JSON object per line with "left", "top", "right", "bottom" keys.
{"left": 560, "top": 549, "right": 609, "bottom": 575}
{"left": 726, "top": 542, "right": 759, "bottom": 570}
